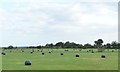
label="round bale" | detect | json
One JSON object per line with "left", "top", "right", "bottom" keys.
{"left": 112, "top": 50, "right": 114, "bottom": 52}
{"left": 42, "top": 52, "right": 44, "bottom": 55}
{"left": 76, "top": 54, "right": 79, "bottom": 57}
{"left": 92, "top": 51, "right": 94, "bottom": 53}
{"left": 61, "top": 53, "right": 63, "bottom": 55}
{"left": 30, "top": 52, "right": 33, "bottom": 54}
{"left": 25, "top": 60, "right": 31, "bottom": 65}
{"left": 101, "top": 55, "right": 106, "bottom": 58}
{"left": 1, "top": 52, "right": 5, "bottom": 55}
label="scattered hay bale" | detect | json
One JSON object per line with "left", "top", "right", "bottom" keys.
{"left": 30, "top": 52, "right": 33, "bottom": 54}
{"left": 76, "top": 54, "right": 79, "bottom": 57}
{"left": 1, "top": 52, "right": 5, "bottom": 55}
{"left": 89, "top": 50, "right": 91, "bottom": 51}
{"left": 42, "top": 53, "right": 44, "bottom": 55}
{"left": 112, "top": 50, "right": 114, "bottom": 52}
{"left": 92, "top": 51, "right": 94, "bottom": 53}
{"left": 61, "top": 53, "right": 63, "bottom": 55}
{"left": 101, "top": 55, "right": 106, "bottom": 58}
{"left": 25, "top": 60, "right": 31, "bottom": 65}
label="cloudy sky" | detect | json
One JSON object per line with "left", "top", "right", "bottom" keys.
{"left": 0, "top": 0, "right": 118, "bottom": 47}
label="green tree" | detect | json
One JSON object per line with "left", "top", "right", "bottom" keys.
{"left": 8, "top": 45, "right": 14, "bottom": 49}
{"left": 118, "top": 43, "right": 120, "bottom": 49}
{"left": 45, "top": 43, "right": 54, "bottom": 48}
{"left": 64, "top": 41, "right": 71, "bottom": 48}
{"left": 36, "top": 45, "right": 42, "bottom": 49}
{"left": 84, "top": 43, "right": 93, "bottom": 48}
{"left": 106, "top": 43, "right": 111, "bottom": 51}
{"left": 111, "top": 41, "right": 118, "bottom": 49}
{"left": 106, "top": 43, "right": 111, "bottom": 48}
{"left": 94, "top": 39, "right": 104, "bottom": 52}
{"left": 55, "top": 42, "right": 64, "bottom": 48}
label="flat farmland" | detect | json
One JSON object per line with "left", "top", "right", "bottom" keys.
{"left": 2, "top": 49, "right": 118, "bottom": 70}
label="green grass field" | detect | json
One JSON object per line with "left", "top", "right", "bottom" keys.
{"left": 2, "top": 49, "right": 118, "bottom": 70}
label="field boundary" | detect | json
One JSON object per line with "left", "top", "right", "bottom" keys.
{"left": 1, "top": 70, "right": 118, "bottom": 72}
{"left": 118, "top": 1, "right": 120, "bottom": 72}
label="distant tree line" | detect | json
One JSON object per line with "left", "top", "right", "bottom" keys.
{"left": 3, "top": 39, "right": 120, "bottom": 49}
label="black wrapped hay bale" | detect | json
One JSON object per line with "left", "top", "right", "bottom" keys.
{"left": 42, "top": 52, "right": 44, "bottom": 55}
{"left": 30, "top": 52, "right": 33, "bottom": 54}
{"left": 89, "top": 50, "right": 91, "bottom": 51}
{"left": 25, "top": 60, "right": 31, "bottom": 65}
{"left": 112, "top": 50, "right": 114, "bottom": 52}
{"left": 1, "top": 52, "right": 6, "bottom": 55}
{"left": 101, "top": 55, "right": 105, "bottom": 58}
{"left": 61, "top": 53, "right": 63, "bottom": 55}
{"left": 76, "top": 54, "right": 79, "bottom": 57}
{"left": 49, "top": 52, "right": 51, "bottom": 53}
{"left": 92, "top": 51, "right": 94, "bottom": 53}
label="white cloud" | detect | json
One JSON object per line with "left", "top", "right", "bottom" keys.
{"left": 0, "top": 0, "right": 118, "bottom": 46}
{"left": 69, "top": 3, "right": 117, "bottom": 26}
{"left": 1, "top": 8, "right": 53, "bottom": 35}
{"left": 49, "top": 3, "right": 117, "bottom": 33}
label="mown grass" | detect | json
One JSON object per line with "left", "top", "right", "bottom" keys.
{"left": 2, "top": 49, "right": 118, "bottom": 70}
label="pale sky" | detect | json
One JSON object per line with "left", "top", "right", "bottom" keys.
{"left": 0, "top": 0, "right": 119, "bottom": 47}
